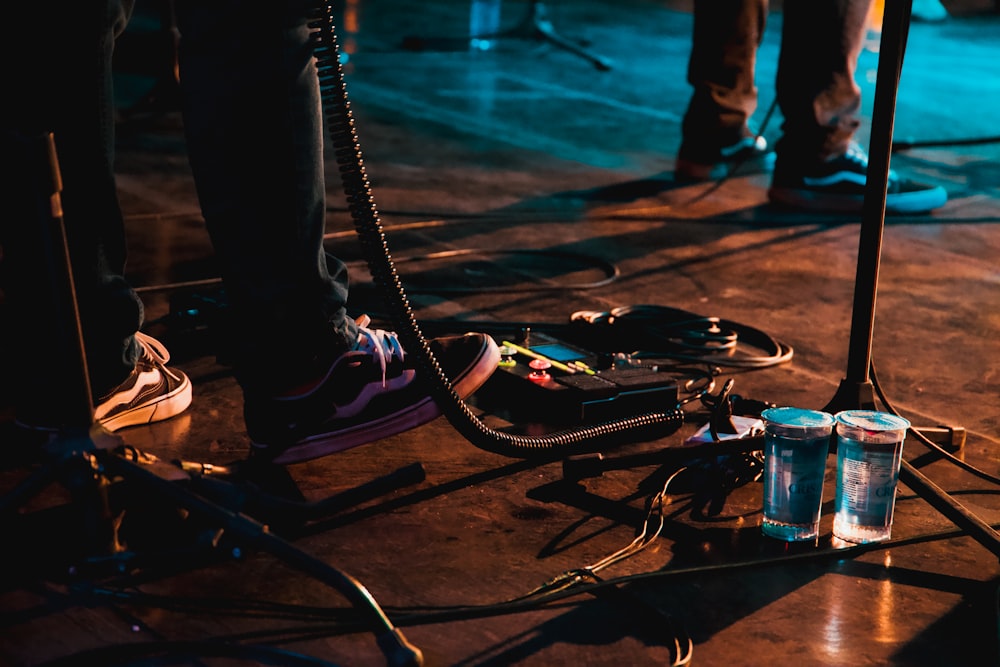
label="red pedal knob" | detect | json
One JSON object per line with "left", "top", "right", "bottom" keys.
{"left": 527, "top": 359, "right": 552, "bottom": 383}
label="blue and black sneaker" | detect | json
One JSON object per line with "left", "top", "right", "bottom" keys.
{"left": 676, "top": 134, "right": 775, "bottom": 182}
{"left": 768, "top": 142, "right": 947, "bottom": 214}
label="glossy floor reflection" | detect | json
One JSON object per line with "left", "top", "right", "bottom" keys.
{"left": 2, "top": 1, "right": 999, "bottom": 666}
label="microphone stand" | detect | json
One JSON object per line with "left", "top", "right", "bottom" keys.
{"left": 497, "top": 0, "right": 613, "bottom": 71}
{"left": 820, "top": 0, "right": 1000, "bottom": 560}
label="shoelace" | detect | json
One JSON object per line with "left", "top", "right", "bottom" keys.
{"left": 353, "top": 315, "right": 406, "bottom": 388}
{"left": 134, "top": 330, "right": 171, "bottom": 366}
{"left": 844, "top": 141, "right": 869, "bottom": 166}
{"left": 842, "top": 142, "right": 899, "bottom": 181}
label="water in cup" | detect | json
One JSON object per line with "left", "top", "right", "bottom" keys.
{"left": 832, "top": 410, "right": 911, "bottom": 544}
{"left": 760, "top": 407, "right": 836, "bottom": 541}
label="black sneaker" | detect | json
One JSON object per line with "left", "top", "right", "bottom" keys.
{"left": 675, "top": 135, "right": 775, "bottom": 182}
{"left": 247, "top": 318, "right": 500, "bottom": 465}
{"left": 768, "top": 143, "right": 948, "bottom": 214}
{"left": 16, "top": 331, "right": 193, "bottom": 433}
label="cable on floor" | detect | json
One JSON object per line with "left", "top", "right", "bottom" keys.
{"left": 870, "top": 360, "right": 1000, "bottom": 487}
{"left": 893, "top": 134, "right": 1000, "bottom": 151}
{"left": 35, "top": 639, "right": 343, "bottom": 667}
{"left": 348, "top": 247, "right": 620, "bottom": 293}
{"left": 567, "top": 304, "right": 794, "bottom": 370}
{"left": 312, "top": 5, "right": 687, "bottom": 460}
{"left": 75, "top": 515, "right": 1000, "bottom": 667}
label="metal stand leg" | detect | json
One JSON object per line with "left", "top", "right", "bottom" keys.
{"left": 403, "top": 0, "right": 613, "bottom": 71}
{"left": 496, "top": 1, "right": 613, "bottom": 71}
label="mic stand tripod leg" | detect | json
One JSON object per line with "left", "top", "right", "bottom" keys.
{"left": 899, "top": 460, "right": 1000, "bottom": 562}
{"left": 401, "top": 0, "right": 613, "bottom": 71}
{"left": 98, "top": 450, "right": 425, "bottom": 666}
{"left": 505, "top": 1, "right": 613, "bottom": 71}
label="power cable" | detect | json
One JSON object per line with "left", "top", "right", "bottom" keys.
{"left": 36, "top": 640, "right": 343, "bottom": 667}
{"left": 75, "top": 514, "right": 1000, "bottom": 665}
{"left": 893, "top": 134, "right": 1000, "bottom": 151}
{"left": 870, "top": 360, "right": 1000, "bottom": 486}
{"left": 677, "top": 98, "right": 779, "bottom": 207}
{"left": 134, "top": 246, "right": 620, "bottom": 296}
{"left": 567, "top": 304, "right": 794, "bottom": 370}
{"left": 348, "top": 247, "right": 620, "bottom": 293}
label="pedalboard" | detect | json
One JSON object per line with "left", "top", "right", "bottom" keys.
{"left": 481, "top": 331, "right": 679, "bottom": 424}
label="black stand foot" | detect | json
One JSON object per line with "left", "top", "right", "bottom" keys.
{"left": 822, "top": 378, "right": 877, "bottom": 415}
{"left": 403, "top": 1, "right": 612, "bottom": 71}
{"left": 498, "top": 1, "right": 613, "bottom": 71}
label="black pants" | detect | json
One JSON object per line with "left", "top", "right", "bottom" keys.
{"left": 0, "top": 0, "right": 357, "bottom": 421}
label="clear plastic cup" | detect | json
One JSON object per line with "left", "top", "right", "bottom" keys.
{"left": 760, "top": 407, "right": 836, "bottom": 541}
{"left": 832, "top": 410, "right": 911, "bottom": 544}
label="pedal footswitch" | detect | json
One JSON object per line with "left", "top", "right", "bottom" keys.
{"left": 484, "top": 333, "right": 679, "bottom": 423}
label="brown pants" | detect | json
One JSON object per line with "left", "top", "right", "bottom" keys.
{"left": 681, "top": 0, "right": 874, "bottom": 164}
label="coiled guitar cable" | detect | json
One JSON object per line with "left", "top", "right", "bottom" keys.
{"left": 568, "top": 305, "right": 794, "bottom": 370}
{"left": 308, "top": 4, "right": 685, "bottom": 458}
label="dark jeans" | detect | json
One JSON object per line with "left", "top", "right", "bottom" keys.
{"left": 0, "top": 0, "right": 356, "bottom": 418}
{"left": 681, "top": 0, "right": 873, "bottom": 164}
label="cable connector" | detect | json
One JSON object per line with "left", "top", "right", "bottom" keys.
{"left": 915, "top": 424, "right": 967, "bottom": 452}
{"left": 701, "top": 378, "right": 740, "bottom": 436}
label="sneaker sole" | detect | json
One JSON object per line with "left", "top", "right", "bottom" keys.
{"left": 768, "top": 184, "right": 948, "bottom": 215}
{"left": 675, "top": 149, "right": 775, "bottom": 182}
{"left": 260, "top": 335, "right": 501, "bottom": 465}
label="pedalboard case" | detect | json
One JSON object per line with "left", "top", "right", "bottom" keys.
{"left": 480, "top": 331, "right": 679, "bottom": 424}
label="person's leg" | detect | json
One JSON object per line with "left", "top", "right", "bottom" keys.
{"left": 768, "top": 0, "right": 947, "bottom": 213}
{"left": 676, "top": 0, "right": 773, "bottom": 181}
{"left": 774, "top": 0, "right": 871, "bottom": 163}
{"left": 1, "top": 0, "right": 190, "bottom": 431}
{"left": 174, "top": 0, "right": 355, "bottom": 396}
{"left": 682, "top": 0, "right": 767, "bottom": 146}
{"left": 173, "top": 0, "right": 499, "bottom": 464}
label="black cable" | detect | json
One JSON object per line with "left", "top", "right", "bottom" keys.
{"left": 134, "top": 246, "right": 620, "bottom": 296}
{"left": 870, "top": 360, "right": 1000, "bottom": 486}
{"left": 349, "top": 247, "right": 620, "bottom": 293}
{"left": 567, "top": 304, "right": 794, "bottom": 370}
{"left": 80, "top": 517, "right": 1000, "bottom": 648}
{"left": 868, "top": 361, "right": 1000, "bottom": 560}
{"left": 893, "top": 134, "right": 1000, "bottom": 151}
{"left": 37, "top": 640, "right": 343, "bottom": 667}
{"left": 310, "top": 4, "right": 685, "bottom": 460}
{"left": 678, "top": 97, "right": 779, "bottom": 206}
